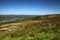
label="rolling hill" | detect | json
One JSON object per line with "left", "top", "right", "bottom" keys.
{"left": 0, "top": 14, "right": 60, "bottom": 40}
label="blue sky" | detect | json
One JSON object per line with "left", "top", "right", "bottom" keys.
{"left": 0, "top": 0, "right": 60, "bottom": 15}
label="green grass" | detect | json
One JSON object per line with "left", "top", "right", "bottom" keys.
{"left": 0, "top": 25, "right": 60, "bottom": 40}
{"left": 0, "top": 32, "right": 60, "bottom": 40}
{"left": 0, "top": 14, "right": 60, "bottom": 40}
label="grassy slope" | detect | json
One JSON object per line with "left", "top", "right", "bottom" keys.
{"left": 0, "top": 14, "right": 60, "bottom": 40}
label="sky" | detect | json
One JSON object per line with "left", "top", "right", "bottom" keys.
{"left": 0, "top": 0, "right": 60, "bottom": 15}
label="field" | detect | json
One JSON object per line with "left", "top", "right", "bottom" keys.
{"left": 0, "top": 14, "right": 60, "bottom": 40}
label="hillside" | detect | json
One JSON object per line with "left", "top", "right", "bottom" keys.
{"left": 0, "top": 14, "right": 60, "bottom": 40}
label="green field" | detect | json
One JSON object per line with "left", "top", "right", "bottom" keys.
{"left": 0, "top": 14, "right": 60, "bottom": 40}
